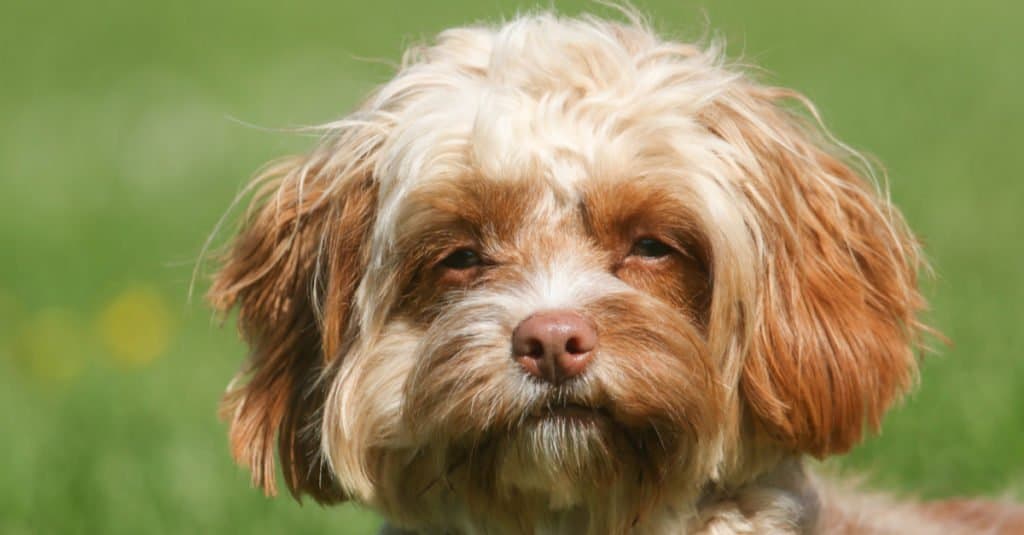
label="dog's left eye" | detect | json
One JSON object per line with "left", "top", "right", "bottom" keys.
{"left": 440, "top": 248, "right": 482, "bottom": 270}
{"left": 629, "top": 238, "right": 673, "bottom": 258}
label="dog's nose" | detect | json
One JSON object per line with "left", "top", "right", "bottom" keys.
{"left": 511, "top": 310, "right": 596, "bottom": 384}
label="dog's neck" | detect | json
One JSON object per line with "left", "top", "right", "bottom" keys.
{"left": 378, "top": 457, "right": 821, "bottom": 534}
{"left": 688, "top": 457, "right": 821, "bottom": 534}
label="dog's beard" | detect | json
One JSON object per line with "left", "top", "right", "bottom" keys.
{"left": 401, "top": 400, "right": 684, "bottom": 529}
{"left": 499, "top": 400, "right": 687, "bottom": 504}
{"left": 398, "top": 291, "right": 720, "bottom": 511}
{"left": 398, "top": 378, "right": 703, "bottom": 532}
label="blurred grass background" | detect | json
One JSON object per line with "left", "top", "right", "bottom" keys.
{"left": 1, "top": 0, "right": 1021, "bottom": 532}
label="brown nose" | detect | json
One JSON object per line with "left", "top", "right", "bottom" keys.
{"left": 511, "top": 310, "right": 597, "bottom": 385}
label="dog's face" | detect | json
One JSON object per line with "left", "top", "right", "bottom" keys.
{"left": 359, "top": 172, "right": 722, "bottom": 507}
{"left": 211, "top": 13, "right": 927, "bottom": 530}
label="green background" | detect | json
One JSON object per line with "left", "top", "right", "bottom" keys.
{"left": 2, "top": 1, "right": 1021, "bottom": 533}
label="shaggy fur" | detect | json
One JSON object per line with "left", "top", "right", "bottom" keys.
{"left": 209, "top": 10, "right": 1024, "bottom": 534}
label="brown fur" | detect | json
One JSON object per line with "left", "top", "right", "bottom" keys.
{"left": 581, "top": 179, "right": 713, "bottom": 324}
{"left": 707, "top": 88, "right": 927, "bottom": 457}
{"left": 209, "top": 155, "right": 377, "bottom": 502}
{"left": 918, "top": 499, "right": 1024, "bottom": 532}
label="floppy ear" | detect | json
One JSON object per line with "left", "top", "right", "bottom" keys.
{"left": 209, "top": 149, "right": 377, "bottom": 502}
{"left": 708, "top": 86, "right": 929, "bottom": 457}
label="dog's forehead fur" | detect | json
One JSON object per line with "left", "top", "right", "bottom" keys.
{"left": 366, "top": 20, "right": 740, "bottom": 209}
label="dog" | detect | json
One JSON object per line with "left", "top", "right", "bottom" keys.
{"left": 209, "top": 10, "right": 1024, "bottom": 534}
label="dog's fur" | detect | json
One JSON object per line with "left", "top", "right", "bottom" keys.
{"left": 209, "top": 11, "right": 1024, "bottom": 534}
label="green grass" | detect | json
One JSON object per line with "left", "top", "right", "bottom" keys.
{"left": 2, "top": 0, "right": 1022, "bottom": 532}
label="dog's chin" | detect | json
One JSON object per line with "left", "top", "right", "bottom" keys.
{"left": 487, "top": 400, "right": 665, "bottom": 508}
{"left": 496, "top": 417, "right": 613, "bottom": 506}
{"left": 517, "top": 402, "right": 618, "bottom": 464}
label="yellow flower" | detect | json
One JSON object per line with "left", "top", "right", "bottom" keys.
{"left": 97, "top": 285, "right": 172, "bottom": 366}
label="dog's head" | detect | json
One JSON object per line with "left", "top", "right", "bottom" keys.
{"left": 210, "top": 12, "right": 927, "bottom": 529}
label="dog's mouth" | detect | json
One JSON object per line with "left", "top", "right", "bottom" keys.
{"left": 529, "top": 401, "right": 610, "bottom": 423}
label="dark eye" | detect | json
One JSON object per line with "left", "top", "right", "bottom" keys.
{"left": 629, "top": 237, "right": 673, "bottom": 258}
{"left": 440, "top": 248, "right": 482, "bottom": 270}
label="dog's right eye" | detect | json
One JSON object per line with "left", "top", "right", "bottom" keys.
{"left": 440, "top": 248, "right": 482, "bottom": 270}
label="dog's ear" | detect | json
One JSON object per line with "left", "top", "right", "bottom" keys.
{"left": 209, "top": 145, "right": 377, "bottom": 502}
{"left": 707, "top": 86, "right": 929, "bottom": 457}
